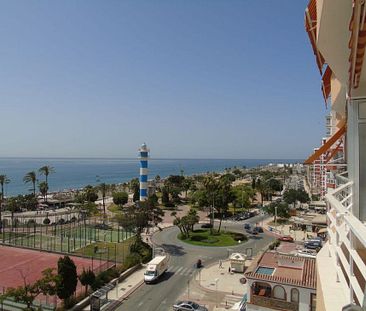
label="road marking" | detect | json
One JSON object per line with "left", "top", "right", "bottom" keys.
{"left": 137, "top": 301, "right": 143, "bottom": 307}
{"left": 179, "top": 267, "right": 188, "bottom": 275}
{"left": 175, "top": 266, "right": 183, "bottom": 274}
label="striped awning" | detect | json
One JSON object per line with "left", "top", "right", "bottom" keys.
{"left": 348, "top": 0, "right": 366, "bottom": 90}
{"left": 321, "top": 65, "right": 332, "bottom": 106}
{"left": 305, "top": 0, "right": 325, "bottom": 74}
{"left": 304, "top": 122, "right": 346, "bottom": 165}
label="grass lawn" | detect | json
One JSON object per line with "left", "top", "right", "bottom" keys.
{"left": 107, "top": 203, "right": 121, "bottom": 213}
{"left": 178, "top": 229, "right": 247, "bottom": 247}
{"left": 74, "top": 237, "right": 135, "bottom": 263}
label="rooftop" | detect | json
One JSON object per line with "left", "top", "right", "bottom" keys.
{"left": 245, "top": 251, "right": 317, "bottom": 289}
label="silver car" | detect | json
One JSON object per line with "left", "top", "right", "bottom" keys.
{"left": 173, "top": 301, "right": 208, "bottom": 311}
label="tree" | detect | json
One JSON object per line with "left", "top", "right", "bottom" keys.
{"left": 264, "top": 201, "right": 290, "bottom": 222}
{"left": 38, "top": 165, "right": 54, "bottom": 185}
{"left": 0, "top": 174, "right": 10, "bottom": 233}
{"left": 6, "top": 197, "right": 19, "bottom": 230}
{"left": 148, "top": 193, "right": 159, "bottom": 207}
{"left": 38, "top": 166, "right": 54, "bottom": 201}
{"left": 23, "top": 171, "right": 37, "bottom": 196}
{"left": 283, "top": 189, "right": 298, "bottom": 208}
{"left": 57, "top": 256, "right": 78, "bottom": 305}
{"left": 113, "top": 191, "right": 129, "bottom": 208}
{"left": 161, "top": 187, "right": 170, "bottom": 206}
{"left": 38, "top": 181, "right": 48, "bottom": 203}
{"left": 0, "top": 174, "right": 10, "bottom": 201}
{"left": 79, "top": 268, "right": 95, "bottom": 295}
{"left": 84, "top": 185, "right": 98, "bottom": 203}
{"left": 0, "top": 268, "right": 58, "bottom": 310}
{"left": 267, "top": 178, "right": 283, "bottom": 193}
{"left": 171, "top": 209, "right": 199, "bottom": 238}
{"left": 123, "top": 201, "right": 164, "bottom": 237}
{"left": 99, "top": 183, "right": 107, "bottom": 220}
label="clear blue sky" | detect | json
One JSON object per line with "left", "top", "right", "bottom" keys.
{"left": 0, "top": 0, "right": 326, "bottom": 159}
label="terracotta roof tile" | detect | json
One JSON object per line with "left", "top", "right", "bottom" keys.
{"left": 245, "top": 251, "right": 317, "bottom": 289}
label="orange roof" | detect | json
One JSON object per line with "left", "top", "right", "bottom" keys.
{"left": 245, "top": 251, "right": 317, "bottom": 289}
{"left": 304, "top": 122, "right": 346, "bottom": 165}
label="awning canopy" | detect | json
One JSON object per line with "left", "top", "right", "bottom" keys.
{"left": 305, "top": 0, "right": 325, "bottom": 74}
{"left": 304, "top": 122, "right": 346, "bottom": 165}
{"left": 321, "top": 65, "right": 332, "bottom": 106}
{"left": 348, "top": 0, "right": 366, "bottom": 90}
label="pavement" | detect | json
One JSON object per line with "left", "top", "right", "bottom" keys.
{"left": 261, "top": 216, "right": 316, "bottom": 242}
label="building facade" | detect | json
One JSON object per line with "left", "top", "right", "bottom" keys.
{"left": 303, "top": 0, "right": 366, "bottom": 309}
{"left": 245, "top": 251, "right": 317, "bottom": 311}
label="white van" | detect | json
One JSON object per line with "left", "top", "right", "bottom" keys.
{"left": 144, "top": 256, "right": 168, "bottom": 283}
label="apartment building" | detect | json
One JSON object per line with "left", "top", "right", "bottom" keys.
{"left": 303, "top": 0, "right": 366, "bottom": 310}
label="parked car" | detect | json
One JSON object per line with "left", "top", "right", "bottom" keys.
{"left": 253, "top": 226, "right": 263, "bottom": 233}
{"left": 173, "top": 301, "right": 208, "bottom": 311}
{"left": 246, "top": 229, "right": 258, "bottom": 235}
{"left": 278, "top": 235, "right": 294, "bottom": 242}
{"left": 297, "top": 249, "right": 317, "bottom": 258}
{"left": 244, "top": 223, "right": 251, "bottom": 230}
{"left": 201, "top": 223, "right": 213, "bottom": 229}
{"left": 304, "top": 238, "right": 322, "bottom": 250}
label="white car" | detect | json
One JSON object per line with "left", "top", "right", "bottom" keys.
{"left": 173, "top": 301, "right": 208, "bottom": 311}
{"left": 297, "top": 249, "right": 317, "bottom": 258}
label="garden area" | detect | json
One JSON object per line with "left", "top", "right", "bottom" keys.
{"left": 178, "top": 229, "right": 247, "bottom": 247}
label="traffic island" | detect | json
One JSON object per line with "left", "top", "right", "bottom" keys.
{"left": 178, "top": 229, "right": 247, "bottom": 247}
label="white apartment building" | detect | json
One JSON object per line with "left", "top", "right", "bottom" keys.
{"left": 303, "top": 0, "right": 366, "bottom": 310}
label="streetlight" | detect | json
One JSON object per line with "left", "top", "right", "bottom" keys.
{"left": 215, "top": 278, "right": 219, "bottom": 307}
{"left": 187, "top": 279, "right": 190, "bottom": 300}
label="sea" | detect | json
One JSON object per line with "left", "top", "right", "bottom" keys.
{"left": 0, "top": 158, "right": 301, "bottom": 196}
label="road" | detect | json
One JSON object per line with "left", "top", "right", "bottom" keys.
{"left": 117, "top": 214, "right": 274, "bottom": 311}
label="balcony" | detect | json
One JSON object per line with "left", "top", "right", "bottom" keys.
{"left": 250, "top": 294, "right": 298, "bottom": 311}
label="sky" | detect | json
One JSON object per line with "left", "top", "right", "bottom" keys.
{"left": 0, "top": 0, "right": 327, "bottom": 159}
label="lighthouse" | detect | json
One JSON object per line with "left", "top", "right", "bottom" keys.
{"left": 138, "top": 143, "right": 149, "bottom": 201}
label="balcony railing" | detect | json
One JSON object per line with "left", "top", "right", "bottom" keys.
{"left": 326, "top": 177, "right": 366, "bottom": 306}
{"left": 250, "top": 295, "right": 299, "bottom": 311}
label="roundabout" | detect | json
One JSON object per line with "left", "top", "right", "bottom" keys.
{"left": 177, "top": 229, "right": 247, "bottom": 247}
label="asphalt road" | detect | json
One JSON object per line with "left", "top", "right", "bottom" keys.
{"left": 117, "top": 215, "right": 274, "bottom": 311}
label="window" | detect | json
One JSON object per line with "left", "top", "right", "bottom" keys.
{"left": 310, "top": 293, "right": 316, "bottom": 311}
{"left": 273, "top": 285, "right": 286, "bottom": 300}
{"left": 291, "top": 288, "right": 299, "bottom": 303}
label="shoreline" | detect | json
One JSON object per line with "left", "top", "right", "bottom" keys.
{"left": 2, "top": 159, "right": 301, "bottom": 197}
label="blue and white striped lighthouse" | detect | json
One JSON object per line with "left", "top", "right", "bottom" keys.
{"left": 138, "top": 143, "right": 149, "bottom": 201}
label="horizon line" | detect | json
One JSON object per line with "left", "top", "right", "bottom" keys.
{"left": 0, "top": 156, "right": 304, "bottom": 161}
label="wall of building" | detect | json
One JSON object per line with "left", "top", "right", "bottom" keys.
{"left": 246, "top": 279, "right": 315, "bottom": 311}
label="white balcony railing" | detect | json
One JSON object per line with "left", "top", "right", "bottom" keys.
{"left": 326, "top": 177, "right": 366, "bottom": 306}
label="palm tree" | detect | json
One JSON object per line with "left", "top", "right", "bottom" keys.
{"left": 99, "top": 183, "right": 107, "bottom": 221}
{"left": 23, "top": 171, "right": 37, "bottom": 196}
{"left": 0, "top": 174, "right": 10, "bottom": 201}
{"left": 39, "top": 165, "right": 54, "bottom": 184}
{"left": 39, "top": 166, "right": 54, "bottom": 201}
{"left": 38, "top": 181, "right": 49, "bottom": 203}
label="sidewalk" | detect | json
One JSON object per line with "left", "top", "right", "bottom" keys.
{"left": 261, "top": 217, "right": 315, "bottom": 242}
{"left": 177, "top": 259, "right": 249, "bottom": 311}
{"left": 82, "top": 267, "right": 145, "bottom": 310}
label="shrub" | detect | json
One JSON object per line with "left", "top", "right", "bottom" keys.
{"left": 125, "top": 253, "right": 142, "bottom": 268}
{"left": 232, "top": 233, "right": 247, "bottom": 241}
{"left": 43, "top": 218, "right": 50, "bottom": 225}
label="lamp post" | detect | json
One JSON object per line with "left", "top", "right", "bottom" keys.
{"left": 215, "top": 278, "right": 219, "bottom": 307}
